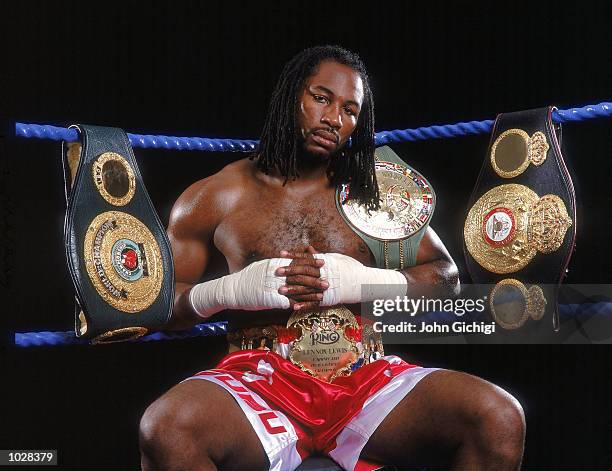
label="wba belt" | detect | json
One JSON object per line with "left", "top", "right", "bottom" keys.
{"left": 463, "top": 107, "right": 576, "bottom": 330}
{"left": 62, "top": 125, "right": 174, "bottom": 343}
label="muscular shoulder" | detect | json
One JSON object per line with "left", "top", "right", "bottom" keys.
{"left": 168, "top": 158, "right": 255, "bottom": 239}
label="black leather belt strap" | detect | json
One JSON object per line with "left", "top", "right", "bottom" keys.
{"left": 62, "top": 125, "right": 174, "bottom": 343}
{"left": 463, "top": 107, "right": 577, "bottom": 331}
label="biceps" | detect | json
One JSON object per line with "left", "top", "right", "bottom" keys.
{"left": 169, "top": 234, "right": 210, "bottom": 284}
{"left": 416, "top": 227, "right": 455, "bottom": 266}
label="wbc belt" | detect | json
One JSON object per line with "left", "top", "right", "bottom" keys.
{"left": 62, "top": 125, "right": 174, "bottom": 343}
{"left": 463, "top": 107, "right": 576, "bottom": 330}
{"left": 336, "top": 146, "right": 435, "bottom": 270}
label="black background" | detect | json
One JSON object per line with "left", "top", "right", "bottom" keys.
{"left": 1, "top": 1, "right": 611, "bottom": 469}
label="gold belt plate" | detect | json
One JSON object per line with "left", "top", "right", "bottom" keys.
{"left": 339, "top": 161, "right": 434, "bottom": 241}
{"left": 489, "top": 278, "right": 548, "bottom": 329}
{"left": 287, "top": 306, "right": 360, "bottom": 382}
{"left": 83, "top": 211, "right": 164, "bottom": 312}
{"left": 92, "top": 152, "right": 136, "bottom": 206}
{"left": 464, "top": 184, "right": 572, "bottom": 274}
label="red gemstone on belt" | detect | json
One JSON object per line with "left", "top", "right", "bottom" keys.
{"left": 121, "top": 249, "right": 138, "bottom": 270}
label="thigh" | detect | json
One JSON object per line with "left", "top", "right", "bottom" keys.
{"left": 360, "top": 369, "right": 512, "bottom": 469}
{"left": 141, "top": 378, "right": 269, "bottom": 471}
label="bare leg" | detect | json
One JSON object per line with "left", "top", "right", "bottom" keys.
{"left": 139, "top": 380, "right": 269, "bottom": 471}
{"left": 361, "top": 370, "right": 526, "bottom": 470}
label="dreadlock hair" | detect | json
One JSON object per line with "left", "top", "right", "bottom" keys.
{"left": 253, "top": 45, "right": 379, "bottom": 210}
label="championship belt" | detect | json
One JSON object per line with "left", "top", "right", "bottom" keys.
{"left": 62, "top": 125, "right": 174, "bottom": 343}
{"left": 287, "top": 306, "right": 383, "bottom": 382}
{"left": 463, "top": 107, "right": 576, "bottom": 330}
{"left": 335, "top": 146, "right": 436, "bottom": 269}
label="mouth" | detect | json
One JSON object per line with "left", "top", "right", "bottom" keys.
{"left": 310, "top": 129, "right": 339, "bottom": 150}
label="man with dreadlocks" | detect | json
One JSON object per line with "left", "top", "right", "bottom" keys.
{"left": 139, "top": 46, "right": 525, "bottom": 471}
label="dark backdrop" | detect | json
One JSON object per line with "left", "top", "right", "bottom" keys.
{"left": 1, "top": 1, "right": 611, "bottom": 469}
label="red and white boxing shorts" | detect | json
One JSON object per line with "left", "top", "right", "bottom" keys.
{"left": 185, "top": 350, "right": 438, "bottom": 471}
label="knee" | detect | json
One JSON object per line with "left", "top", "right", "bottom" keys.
{"left": 473, "top": 389, "right": 526, "bottom": 463}
{"left": 139, "top": 397, "right": 174, "bottom": 454}
{"left": 139, "top": 395, "right": 201, "bottom": 463}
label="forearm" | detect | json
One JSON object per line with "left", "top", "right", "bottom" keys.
{"left": 399, "top": 258, "right": 460, "bottom": 298}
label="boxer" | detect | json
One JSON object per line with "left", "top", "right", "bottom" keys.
{"left": 139, "top": 46, "right": 525, "bottom": 471}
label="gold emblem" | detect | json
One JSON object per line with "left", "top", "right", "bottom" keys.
{"left": 465, "top": 184, "right": 538, "bottom": 274}
{"left": 339, "top": 160, "right": 434, "bottom": 241}
{"left": 490, "top": 129, "right": 549, "bottom": 178}
{"left": 287, "top": 306, "right": 360, "bottom": 382}
{"left": 528, "top": 194, "right": 573, "bottom": 254}
{"left": 83, "top": 211, "right": 163, "bottom": 312}
{"left": 527, "top": 285, "right": 547, "bottom": 321}
{"left": 91, "top": 326, "right": 149, "bottom": 344}
{"left": 490, "top": 279, "right": 530, "bottom": 329}
{"left": 92, "top": 152, "right": 136, "bottom": 206}
{"left": 464, "top": 184, "right": 572, "bottom": 274}
{"left": 528, "top": 132, "right": 549, "bottom": 166}
{"left": 489, "top": 279, "right": 547, "bottom": 329}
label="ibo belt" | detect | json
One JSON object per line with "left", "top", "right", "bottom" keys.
{"left": 62, "top": 125, "right": 174, "bottom": 343}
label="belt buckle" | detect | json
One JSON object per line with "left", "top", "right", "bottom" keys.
{"left": 287, "top": 306, "right": 361, "bottom": 382}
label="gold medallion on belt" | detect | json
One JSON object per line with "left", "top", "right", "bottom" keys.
{"left": 229, "top": 307, "right": 384, "bottom": 382}
{"left": 490, "top": 129, "right": 549, "bottom": 179}
{"left": 340, "top": 161, "right": 434, "bottom": 241}
{"left": 83, "top": 211, "right": 164, "bottom": 312}
{"left": 464, "top": 184, "right": 572, "bottom": 274}
{"left": 287, "top": 306, "right": 359, "bottom": 382}
{"left": 489, "top": 278, "right": 547, "bottom": 329}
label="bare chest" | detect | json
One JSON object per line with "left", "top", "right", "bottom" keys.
{"left": 214, "top": 188, "right": 372, "bottom": 270}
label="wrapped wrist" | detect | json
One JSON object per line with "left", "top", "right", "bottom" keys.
{"left": 314, "top": 253, "right": 407, "bottom": 306}
{"left": 189, "top": 258, "right": 291, "bottom": 317}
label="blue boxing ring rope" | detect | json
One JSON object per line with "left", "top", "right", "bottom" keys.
{"left": 15, "top": 322, "right": 229, "bottom": 347}
{"left": 15, "top": 102, "right": 611, "bottom": 151}
{"left": 12, "top": 101, "right": 612, "bottom": 347}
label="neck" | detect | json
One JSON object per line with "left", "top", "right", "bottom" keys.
{"left": 255, "top": 150, "right": 334, "bottom": 189}
{"left": 294, "top": 151, "right": 330, "bottom": 181}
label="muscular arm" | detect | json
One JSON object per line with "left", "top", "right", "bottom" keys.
{"left": 166, "top": 166, "right": 296, "bottom": 328}
{"left": 399, "top": 227, "right": 460, "bottom": 297}
{"left": 166, "top": 179, "right": 225, "bottom": 330}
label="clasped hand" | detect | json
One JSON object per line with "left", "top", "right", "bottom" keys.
{"left": 275, "top": 245, "right": 328, "bottom": 311}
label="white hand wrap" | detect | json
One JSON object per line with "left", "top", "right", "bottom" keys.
{"left": 314, "top": 253, "right": 407, "bottom": 306}
{"left": 189, "top": 258, "right": 291, "bottom": 318}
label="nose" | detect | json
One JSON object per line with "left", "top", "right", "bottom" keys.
{"left": 321, "top": 105, "right": 342, "bottom": 130}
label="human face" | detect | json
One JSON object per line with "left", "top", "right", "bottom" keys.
{"left": 297, "top": 60, "right": 364, "bottom": 159}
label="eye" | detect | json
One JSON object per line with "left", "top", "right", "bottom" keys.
{"left": 313, "top": 94, "right": 329, "bottom": 104}
{"left": 344, "top": 107, "right": 357, "bottom": 117}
